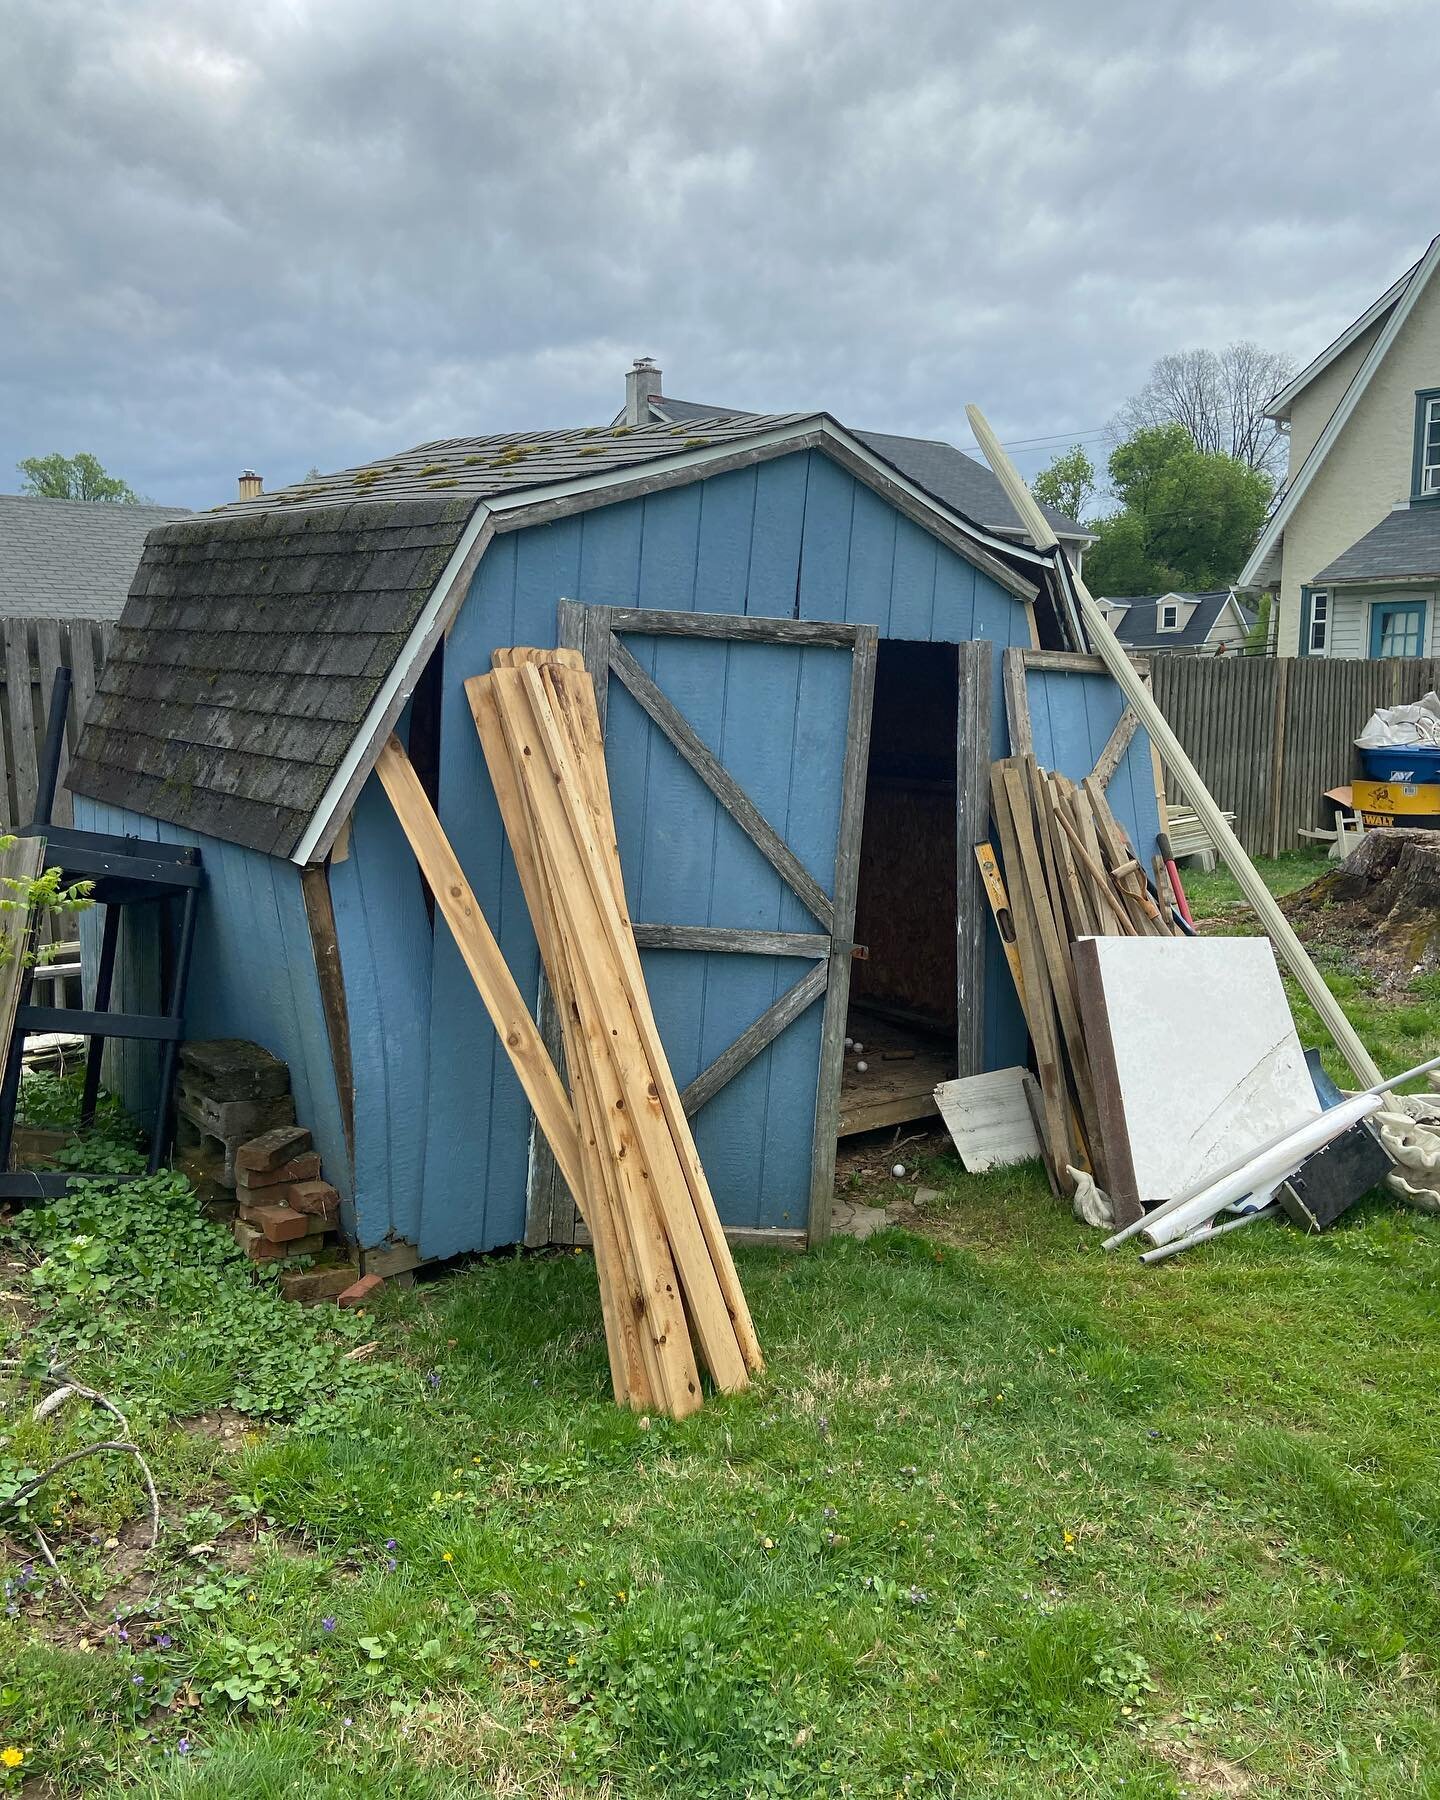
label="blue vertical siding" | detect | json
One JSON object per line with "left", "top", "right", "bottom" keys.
{"left": 1021, "top": 666, "right": 1164, "bottom": 866}
{"left": 325, "top": 707, "right": 433, "bottom": 1251}
{"left": 394, "top": 448, "right": 1037, "bottom": 1249}
{"left": 72, "top": 796, "right": 350, "bottom": 1207}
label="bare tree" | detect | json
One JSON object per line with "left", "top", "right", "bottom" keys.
{"left": 1113, "top": 340, "right": 1295, "bottom": 478}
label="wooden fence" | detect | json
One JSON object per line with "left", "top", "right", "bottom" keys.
{"left": 0, "top": 616, "right": 114, "bottom": 832}
{"left": 1148, "top": 654, "right": 1440, "bottom": 857}
{"left": 0, "top": 616, "right": 115, "bottom": 1007}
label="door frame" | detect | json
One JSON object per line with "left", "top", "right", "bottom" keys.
{"left": 524, "top": 600, "right": 876, "bottom": 1248}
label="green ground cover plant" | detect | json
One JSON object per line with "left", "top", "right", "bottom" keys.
{"left": 1, "top": 865, "right": 1438, "bottom": 1796}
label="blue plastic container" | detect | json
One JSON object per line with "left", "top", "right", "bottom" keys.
{"left": 1357, "top": 743, "right": 1440, "bottom": 783}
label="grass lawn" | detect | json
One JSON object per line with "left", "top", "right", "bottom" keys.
{"left": 3, "top": 858, "right": 1440, "bottom": 1797}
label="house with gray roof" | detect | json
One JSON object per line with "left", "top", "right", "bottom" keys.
{"left": 0, "top": 494, "right": 190, "bottom": 620}
{"left": 1238, "top": 235, "right": 1440, "bottom": 660}
{"left": 65, "top": 399, "right": 1164, "bottom": 1274}
{"left": 616, "top": 360, "right": 1094, "bottom": 569}
{"left": 1096, "top": 589, "right": 1255, "bottom": 655}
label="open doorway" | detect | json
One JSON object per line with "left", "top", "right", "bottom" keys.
{"left": 840, "top": 639, "right": 959, "bottom": 1136}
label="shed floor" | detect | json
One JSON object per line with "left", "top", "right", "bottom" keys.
{"left": 837, "top": 1006, "right": 953, "bottom": 1138}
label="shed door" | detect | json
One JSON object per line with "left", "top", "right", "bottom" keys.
{"left": 527, "top": 601, "right": 876, "bottom": 1246}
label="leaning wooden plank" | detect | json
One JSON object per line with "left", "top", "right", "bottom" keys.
{"left": 989, "top": 765, "right": 1075, "bottom": 1178}
{"left": 4, "top": 621, "right": 39, "bottom": 828}
{"left": 488, "top": 668, "right": 742, "bottom": 1400}
{"left": 935, "top": 1067, "right": 1043, "bottom": 1172}
{"left": 1083, "top": 778, "right": 1168, "bottom": 935}
{"left": 1001, "top": 646, "right": 1034, "bottom": 757}
{"left": 516, "top": 665, "right": 756, "bottom": 1387}
{"left": 1040, "top": 774, "right": 1097, "bottom": 939}
{"left": 34, "top": 621, "right": 72, "bottom": 827}
{"left": 483, "top": 670, "right": 696, "bottom": 1413}
{"left": 373, "top": 736, "right": 585, "bottom": 1199}
{"left": 470, "top": 675, "right": 648, "bottom": 1408}
{"left": 522, "top": 662, "right": 764, "bottom": 1375}
{"left": 1051, "top": 806, "right": 1134, "bottom": 934}
{"left": 966, "top": 402, "right": 1384, "bottom": 1089}
{"left": 1001, "top": 761, "right": 1103, "bottom": 1179}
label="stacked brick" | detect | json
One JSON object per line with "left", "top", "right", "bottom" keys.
{"left": 177, "top": 1040, "right": 364, "bottom": 1304}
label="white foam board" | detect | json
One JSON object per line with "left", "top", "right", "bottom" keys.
{"left": 935, "top": 1067, "right": 1043, "bottom": 1171}
{"left": 1074, "top": 936, "right": 1320, "bottom": 1224}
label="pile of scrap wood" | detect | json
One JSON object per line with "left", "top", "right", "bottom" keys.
{"left": 377, "top": 649, "right": 762, "bottom": 1420}
{"left": 981, "top": 752, "right": 1189, "bottom": 1194}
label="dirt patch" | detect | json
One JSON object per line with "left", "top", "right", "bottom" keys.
{"left": 175, "top": 1408, "right": 255, "bottom": 1454}
{"left": 1154, "top": 1727, "right": 1257, "bottom": 1796}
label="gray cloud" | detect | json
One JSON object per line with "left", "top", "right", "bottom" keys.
{"left": 1, "top": 0, "right": 1434, "bottom": 507}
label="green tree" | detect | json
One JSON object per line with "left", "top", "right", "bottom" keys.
{"left": 1084, "top": 425, "right": 1271, "bottom": 596}
{"left": 1031, "top": 444, "right": 1095, "bottom": 522}
{"left": 17, "top": 452, "right": 139, "bottom": 504}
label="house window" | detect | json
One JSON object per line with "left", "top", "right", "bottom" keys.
{"left": 1159, "top": 602, "right": 1179, "bottom": 630}
{"left": 1309, "top": 591, "right": 1328, "bottom": 654}
{"left": 1371, "top": 599, "right": 1427, "bottom": 659}
{"left": 1416, "top": 392, "right": 1440, "bottom": 498}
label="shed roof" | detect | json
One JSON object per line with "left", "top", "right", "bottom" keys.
{"left": 1313, "top": 506, "right": 1440, "bottom": 584}
{"left": 644, "top": 394, "right": 1090, "bottom": 543}
{"left": 215, "top": 413, "right": 809, "bottom": 515}
{"left": 1105, "top": 590, "right": 1248, "bottom": 651}
{"left": 0, "top": 494, "right": 191, "bottom": 620}
{"left": 68, "top": 497, "right": 472, "bottom": 857}
{"left": 70, "top": 413, "right": 1056, "bottom": 864}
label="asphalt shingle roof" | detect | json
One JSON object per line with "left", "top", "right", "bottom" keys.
{"left": 1105, "top": 590, "right": 1247, "bottom": 651}
{"left": 69, "top": 498, "right": 471, "bottom": 858}
{"left": 69, "top": 410, "right": 1059, "bottom": 860}
{"left": 216, "top": 415, "right": 808, "bottom": 516}
{"left": 1313, "top": 507, "right": 1440, "bottom": 584}
{"left": 0, "top": 494, "right": 191, "bottom": 620}
{"left": 647, "top": 396, "right": 1089, "bottom": 541}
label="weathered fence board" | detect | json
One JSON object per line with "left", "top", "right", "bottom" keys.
{"left": 0, "top": 617, "right": 111, "bottom": 831}
{"left": 1148, "top": 654, "right": 1440, "bottom": 856}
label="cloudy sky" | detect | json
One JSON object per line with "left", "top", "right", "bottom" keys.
{"left": 1, "top": 0, "right": 1434, "bottom": 510}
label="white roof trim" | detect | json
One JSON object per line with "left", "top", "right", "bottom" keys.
{"left": 290, "top": 412, "right": 1054, "bottom": 864}
{"left": 1239, "top": 234, "right": 1440, "bottom": 590}
{"left": 1266, "top": 260, "right": 1418, "bottom": 419}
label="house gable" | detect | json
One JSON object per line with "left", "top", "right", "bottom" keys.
{"left": 1241, "top": 236, "right": 1440, "bottom": 619}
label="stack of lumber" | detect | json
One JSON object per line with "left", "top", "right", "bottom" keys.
{"left": 983, "top": 753, "right": 1185, "bottom": 1194}
{"left": 468, "top": 649, "right": 763, "bottom": 1419}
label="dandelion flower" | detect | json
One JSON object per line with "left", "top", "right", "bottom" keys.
{"left": 442, "top": 1552, "right": 454, "bottom": 1564}
{"left": 528, "top": 1657, "right": 540, "bottom": 1669}
{"left": 1, "top": 1747, "right": 24, "bottom": 1769}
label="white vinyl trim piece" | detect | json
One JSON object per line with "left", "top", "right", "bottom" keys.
{"left": 1239, "top": 234, "right": 1440, "bottom": 590}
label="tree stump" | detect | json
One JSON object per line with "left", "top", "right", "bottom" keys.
{"left": 1287, "top": 828, "right": 1440, "bottom": 981}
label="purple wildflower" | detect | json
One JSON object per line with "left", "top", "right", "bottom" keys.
{"left": 117, "top": 1628, "right": 129, "bottom": 1642}
{"left": 426, "top": 1370, "right": 441, "bottom": 1390}
{"left": 385, "top": 1558, "right": 396, "bottom": 1572}
{"left": 177, "top": 1738, "right": 191, "bottom": 1755}
{"left": 342, "top": 1716, "right": 353, "bottom": 1727}
{"left": 322, "top": 1616, "right": 337, "bottom": 1632}
{"left": 132, "top": 1674, "right": 145, "bottom": 1686}
{"left": 156, "top": 1633, "right": 173, "bottom": 1649}
{"left": 385, "top": 1538, "right": 397, "bottom": 1550}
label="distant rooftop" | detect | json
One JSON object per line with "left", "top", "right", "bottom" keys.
{"left": 0, "top": 493, "right": 191, "bottom": 620}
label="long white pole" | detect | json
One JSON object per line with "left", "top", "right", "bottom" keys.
{"left": 964, "top": 404, "right": 1384, "bottom": 1090}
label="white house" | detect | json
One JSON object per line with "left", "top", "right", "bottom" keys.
{"left": 1239, "top": 235, "right": 1440, "bottom": 659}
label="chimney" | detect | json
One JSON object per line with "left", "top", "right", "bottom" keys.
{"left": 624, "top": 357, "right": 662, "bottom": 426}
{"left": 237, "top": 469, "right": 263, "bottom": 501}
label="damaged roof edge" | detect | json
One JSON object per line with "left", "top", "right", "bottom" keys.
{"left": 292, "top": 414, "right": 1058, "bottom": 866}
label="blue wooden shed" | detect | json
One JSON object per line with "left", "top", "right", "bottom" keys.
{"left": 68, "top": 410, "right": 1159, "bottom": 1267}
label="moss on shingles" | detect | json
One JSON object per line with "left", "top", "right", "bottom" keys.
{"left": 418, "top": 463, "right": 446, "bottom": 478}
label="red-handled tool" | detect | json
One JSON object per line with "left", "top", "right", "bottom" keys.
{"left": 1157, "top": 831, "right": 1194, "bottom": 929}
